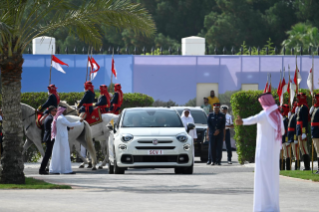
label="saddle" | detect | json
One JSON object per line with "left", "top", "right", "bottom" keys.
{"left": 85, "top": 107, "right": 103, "bottom": 126}
{"left": 35, "top": 111, "right": 44, "bottom": 129}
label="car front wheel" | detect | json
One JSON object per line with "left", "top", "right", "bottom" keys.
{"left": 114, "top": 159, "right": 125, "bottom": 174}
{"left": 181, "top": 165, "right": 193, "bottom": 174}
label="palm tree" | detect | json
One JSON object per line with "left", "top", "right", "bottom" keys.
{"left": 0, "top": 0, "right": 155, "bottom": 184}
{"left": 282, "top": 22, "right": 319, "bottom": 53}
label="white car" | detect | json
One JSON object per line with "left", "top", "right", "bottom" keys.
{"left": 107, "top": 108, "right": 194, "bottom": 174}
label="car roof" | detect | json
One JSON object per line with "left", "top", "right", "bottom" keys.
{"left": 170, "top": 106, "right": 205, "bottom": 111}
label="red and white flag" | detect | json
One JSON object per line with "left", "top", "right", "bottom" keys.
{"left": 277, "top": 70, "right": 282, "bottom": 103}
{"left": 112, "top": 57, "right": 117, "bottom": 79}
{"left": 307, "top": 68, "right": 313, "bottom": 95}
{"left": 88, "top": 57, "right": 100, "bottom": 81}
{"left": 52, "top": 55, "right": 68, "bottom": 73}
{"left": 294, "top": 65, "right": 302, "bottom": 91}
{"left": 263, "top": 75, "right": 269, "bottom": 93}
{"left": 280, "top": 77, "right": 286, "bottom": 106}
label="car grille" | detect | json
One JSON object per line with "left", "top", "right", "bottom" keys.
{"left": 133, "top": 155, "right": 189, "bottom": 163}
{"left": 137, "top": 140, "right": 173, "bottom": 143}
{"left": 135, "top": 146, "right": 175, "bottom": 150}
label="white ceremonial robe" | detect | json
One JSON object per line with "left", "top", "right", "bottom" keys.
{"left": 181, "top": 116, "right": 197, "bottom": 139}
{"left": 49, "top": 115, "right": 82, "bottom": 174}
{"left": 243, "top": 110, "right": 284, "bottom": 212}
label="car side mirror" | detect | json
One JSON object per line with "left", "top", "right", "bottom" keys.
{"left": 113, "top": 124, "right": 117, "bottom": 134}
{"left": 186, "top": 123, "right": 195, "bottom": 133}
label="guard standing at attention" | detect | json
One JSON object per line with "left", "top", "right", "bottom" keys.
{"left": 310, "top": 93, "right": 319, "bottom": 174}
{"left": 78, "top": 81, "right": 95, "bottom": 119}
{"left": 95, "top": 84, "right": 111, "bottom": 114}
{"left": 206, "top": 103, "right": 225, "bottom": 166}
{"left": 280, "top": 104, "right": 291, "bottom": 170}
{"left": 37, "top": 84, "right": 60, "bottom": 125}
{"left": 288, "top": 102, "right": 299, "bottom": 170}
{"left": 296, "top": 92, "right": 311, "bottom": 170}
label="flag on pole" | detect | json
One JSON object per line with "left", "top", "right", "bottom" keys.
{"left": 267, "top": 76, "right": 272, "bottom": 92}
{"left": 111, "top": 57, "right": 117, "bottom": 79}
{"left": 51, "top": 55, "right": 68, "bottom": 73}
{"left": 277, "top": 69, "right": 282, "bottom": 102}
{"left": 307, "top": 68, "right": 313, "bottom": 96}
{"left": 294, "top": 58, "right": 302, "bottom": 91}
{"left": 281, "top": 83, "right": 288, "bottom": 106}
{"left": 289, "top": 81, "right": 296, "bottom": 106}
{"left": 88, "top": 57, "right": 100, "bottom": 81}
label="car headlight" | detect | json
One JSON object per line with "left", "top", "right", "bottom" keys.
{"left": 176, "top": 133, "right": 188, "bottom": 142}
{"left": 121, "top": 133, "right": 134, "bottom": 142}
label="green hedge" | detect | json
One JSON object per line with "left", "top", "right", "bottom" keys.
{"left": 0, "top": 92, "right": 154, "bottom": 111}
{"left": 231, "top": 88, "right": 318, "bottom": 164}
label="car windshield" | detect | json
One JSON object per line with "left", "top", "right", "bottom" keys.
{"left": 122, "top": 109, "right": 184, "bottom": 128}
{"left": 176, "top": 109, "right": 207, "bottom": 124}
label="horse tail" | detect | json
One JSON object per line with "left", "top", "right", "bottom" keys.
{"left": 83, "top": 120, "right": 97, "bottom": 165}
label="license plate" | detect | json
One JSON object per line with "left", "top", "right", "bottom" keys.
{"left": 148, "top": 150, "right": 164, "bottom": 155}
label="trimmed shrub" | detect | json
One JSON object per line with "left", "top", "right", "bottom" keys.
{"left": 0, "top": 92, "right": 154, "bottom": 110}
{"left": 231, "top": 88, "right": 318, "bottom": 164}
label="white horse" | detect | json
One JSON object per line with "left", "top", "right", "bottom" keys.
{"left": 21, "top": 103, "right": 98, "bottom": 170}
{"left": 59, "top": 101, "right": 119, "bottom": 169}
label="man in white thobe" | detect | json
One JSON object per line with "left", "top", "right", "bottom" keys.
{"left": 181, "top": 109, "right": 197, "bottom": 140}
{"left": 236, "top": 93, "right": 284, "bottom": 212}
{"left": 50, "top": 106, "right": 83, "bottom": 174}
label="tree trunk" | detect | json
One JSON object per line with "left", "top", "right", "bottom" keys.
{"left": 0, "top": 49, "right": 25, "bottom": 184}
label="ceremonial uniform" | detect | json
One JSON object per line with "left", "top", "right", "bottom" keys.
{"left": 296, "top": 93, "right": 311, "bottom": 170}
{"left": 288, "top": 103, "right": 300, "bottom": 170}
{"left": 311, "top": 94, "right": 319, "bottom": 174}
{"left": 110, "top": 84, "right": 123, "bottom": 115}
{"left": 280, "top": 104, "right": 291, "bottom": 170}
{"left": 207, "top": 103, "right": 225, "bottom": 165}
{"left": 95, "top": 84, "right": 110, "bottom": 113}
{"left": 38, "top": 84, "right": 60, "bottom": 125}
{"left": 78, "top": 81, "right": 95, "bottom": 119}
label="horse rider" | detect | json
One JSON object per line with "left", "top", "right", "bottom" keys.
{"left": 37, "top": 84, "right": 60, "bottom": 125}
{"left": 95, "top": 84, "right": 111, "bottom": 114}
{"left": 110, "top": 83, "right": 123, "bottom": 115}
{"left": 77, "top": 81, "right": 95, "bottom": 119}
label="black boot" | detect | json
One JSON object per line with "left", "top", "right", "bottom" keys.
{"left": 302, "top": 154, "right": 311, "bottom": 171}
{"left": 316, "top": 159, "right": 319, "bottom": 174}
{"left": 285, "top": 158, "right": 291, "bottom": 170}
{"left": 295, "top": 159, "right": 300, "bottom": 170}
{"left": 279, "top": 159, "right": 285, "bottom": 170}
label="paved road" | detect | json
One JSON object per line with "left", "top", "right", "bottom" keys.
{"left": 0, "top": 152, "right": 318, "bottom": 212}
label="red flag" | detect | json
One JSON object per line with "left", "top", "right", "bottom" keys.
{"left": 111, "top": 57, "right": 117, "bottom": 78}
{"left": 267, "top": 83, "right": 271, "bottom": 92}
{"left": 277, "top": 79, "right": 282, "bottom": 101}
{"left": 263, "top": 81, "right": 268, "bottom": 93}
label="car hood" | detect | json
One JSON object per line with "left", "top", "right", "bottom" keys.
{"left": 195, "top": 124, "right": 207, "bottom": 130}
{"left": 120, "top": 128, "right": 186, "bottom": 136}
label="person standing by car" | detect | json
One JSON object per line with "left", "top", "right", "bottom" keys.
{"left": 222, "top": 105, "right": 234, "bottom": 164}
{"left": 201, "top": 97, "right": 212, "bottom": 115}
{"left": 39, "top": 106, "right": 57, "bottom": 175}
{"left": 207, "top": 90, "right": 220, "bottom": 109}
{"left": 206, "top": 103, "right": 225, "bottom": 166}
{"left": 181, "top": 109, "right": 197, "bottom": 140}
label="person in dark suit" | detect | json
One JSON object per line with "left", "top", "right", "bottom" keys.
{"left": 206, "top": 103, "right": 226, "bottom": 166}
{"left": 39, "top": 106, "right": 57, "bottom": 175}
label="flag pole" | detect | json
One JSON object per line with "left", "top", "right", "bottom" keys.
{"left": 49, "top": 45, "right": 53, "bottom": 85}
{"left": 86, "top": 46, "right": 90, "bottom": 82}
{"left": 312, "top": 53, "right": 314, "bottom": 173}
{"left": 89, "top": 47, "right": 93, "bottom": 81}
{"left": 288, "top": 64, "right": 293, "bottom": 168}
{"left": 110, "top": 48, "right": 114, "bottom": 93}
